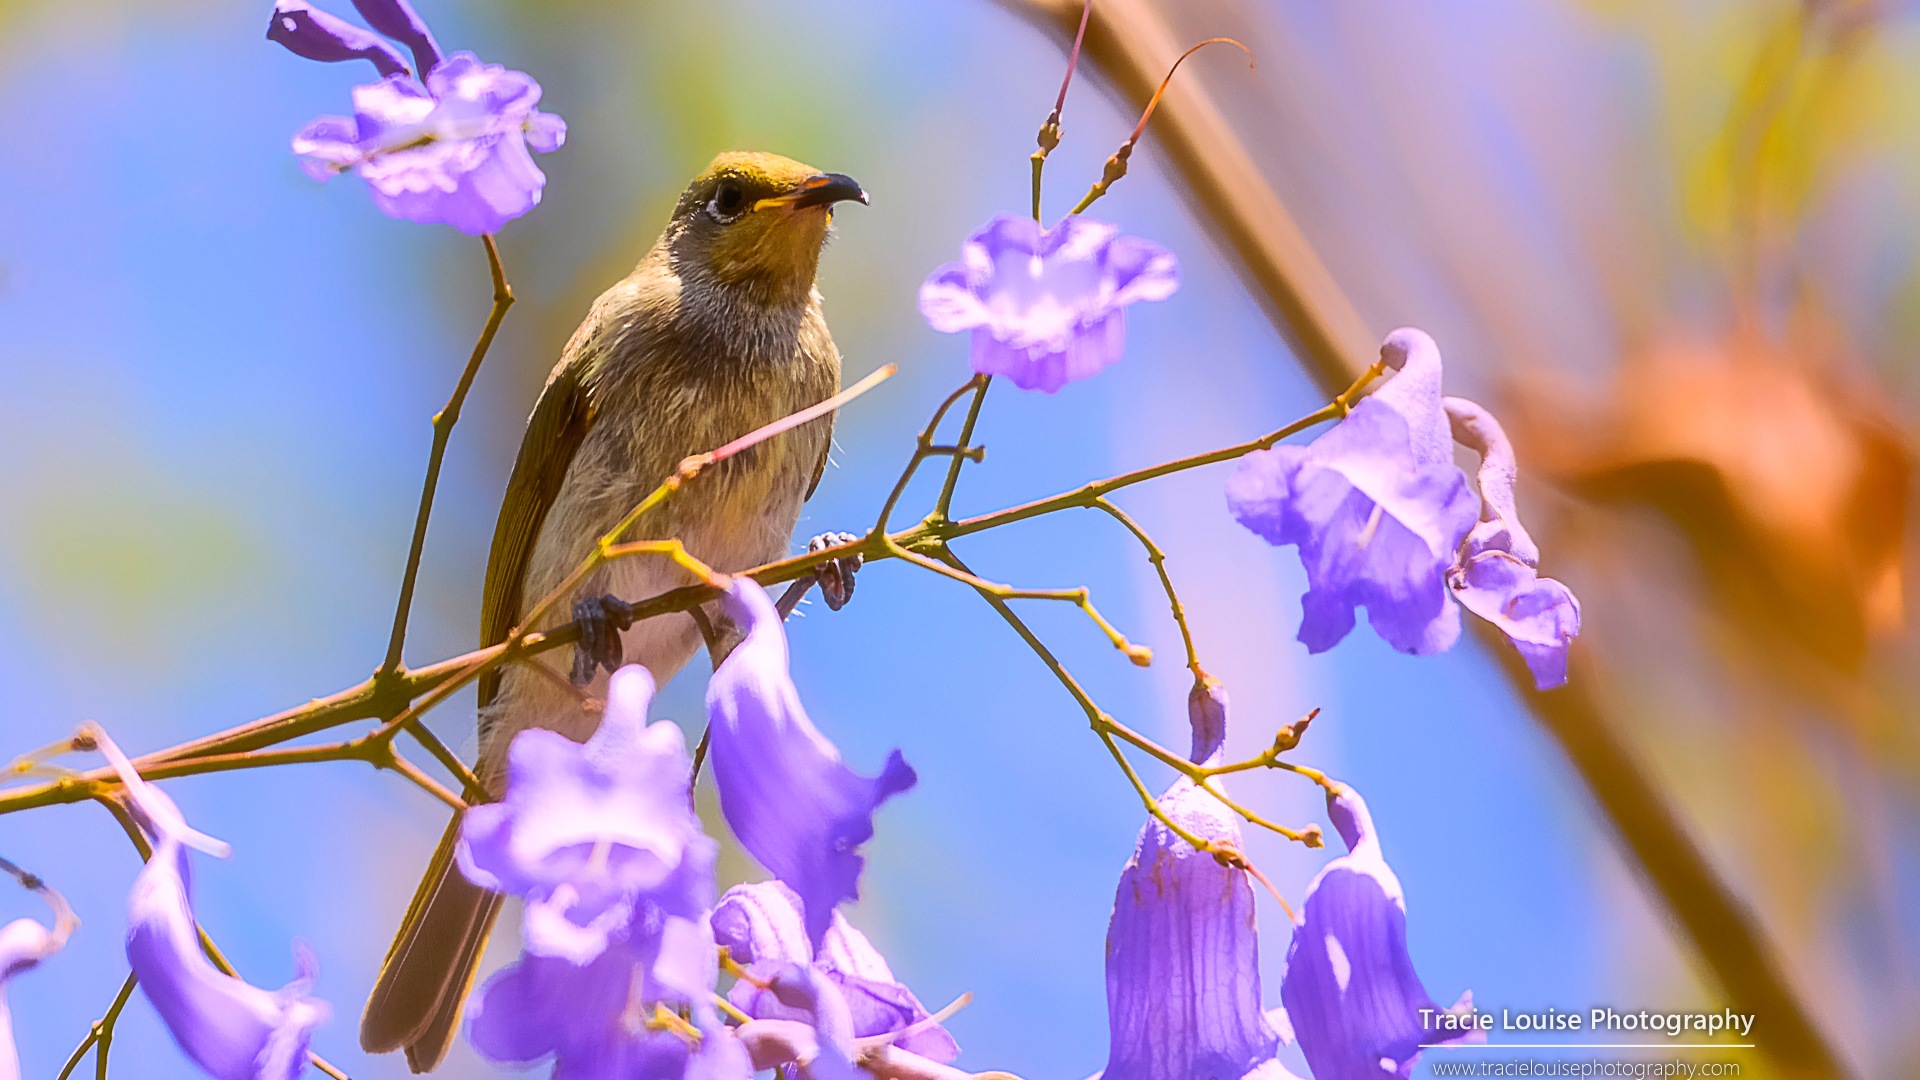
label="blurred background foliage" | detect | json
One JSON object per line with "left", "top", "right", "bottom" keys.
{"left": 0, "top": 0, "right": 1915, "bottom": 1078}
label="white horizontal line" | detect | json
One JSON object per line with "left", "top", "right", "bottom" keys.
{"left": 1428, "top": 1037, "right": 1758, "bottom": 1045}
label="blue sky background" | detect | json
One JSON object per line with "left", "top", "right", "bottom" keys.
{"left": 2, "top": 1, "right": 1908, "bottom": 1077}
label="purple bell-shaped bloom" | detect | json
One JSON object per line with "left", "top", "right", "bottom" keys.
{"left": 459, "top": 665, "right": 714, "bottom": 962}
{"left": 0, "top": 863, "right": 76, "bottom": 1080}
{"left": 713, "top": 880, "right": 958, "bottom": 1062}
{"left": 1228, "top": 328, "right": 1480, "bottom": 657}
{"left": 1280, "top": 785, "right": 1478, "bottom": 1080}
{"left": 458, "top": 666, "right": 733, "bottom": 1076}
{"left": 1443, "top": 398, "right": 1582, "bottom": 689}
{"left": 268, "top": 0, "right": 566, "bottom": 234}
{"left": 94, "top": 730, "right": 330, "bottom": 1080}
{"left": 1100, "top": 680, "right": 1299, "bottom": 1080}
{"left": 465, "top": 928, "right": 743, "bottom": 1080}
{"left": 919, "top": 214, "right": 1179, "bottom": 393}
{"left": 707, "top": 579, "right": 916, "bottom": 949}
{"left": 734, "top": 964, "right": 861, "bottom": 1080}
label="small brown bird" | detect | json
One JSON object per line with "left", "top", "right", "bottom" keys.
{"left": 359, "top": 151, "right": 868, "bottom": 1071}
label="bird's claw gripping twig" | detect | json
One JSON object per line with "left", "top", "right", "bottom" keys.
{"left": 808, "top": 532, "right": 863, "bottom": 611}
{"left": 570, "top": 594, "right": 635, "bottom": 685}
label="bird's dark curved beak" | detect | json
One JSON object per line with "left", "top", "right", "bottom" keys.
{"left": 765, "top": 172, "right": 868, "bottom": 212}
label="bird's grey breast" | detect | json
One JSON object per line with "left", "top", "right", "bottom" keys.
{"left": 521, "top": 270, "right": 840, "bottom": 621}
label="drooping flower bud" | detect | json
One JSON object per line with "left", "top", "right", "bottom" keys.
{"left": 1281, "top": 785, "right": 1480, "bottom": 1079}
{"left": 1443, "top": 397, "right": 1582, "bottom": 689}
{"left": 0, "top": 859, "right": 75, "bottom": 1080}
{"left": 94, "top": 728, "right": 330, "bottom": 1080}
{"left": 707, "top": 579, "right": 916, "bottom": 949}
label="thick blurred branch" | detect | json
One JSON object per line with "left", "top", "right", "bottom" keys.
{"left": 1489, "top": 636, "right": 1844, "bottom": 1077}
{"left": 998, "top": 0, "right": 1846, "bottom": 1076}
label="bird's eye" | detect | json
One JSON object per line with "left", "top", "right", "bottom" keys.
{"left": 711, "top": 181, "right": 746, "bottom": 219}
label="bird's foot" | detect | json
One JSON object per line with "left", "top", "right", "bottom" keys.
{"left": 807, "top": 531, "right": 864, "bottom": 611}
{"left": 570, "top": 594, "right": 635, "bottom": 685}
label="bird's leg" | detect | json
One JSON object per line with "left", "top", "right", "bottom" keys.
{"left": 688, "top": 605, "right": 743, "bottom": 671}
{"left": 570, "top": 595, "right": 636, "bottom": 685}
{"left": 805, "top": 531, "right": 864, "bottom": 612}
{"left": 775, "top": 579, "right": 816, "bottom": 619}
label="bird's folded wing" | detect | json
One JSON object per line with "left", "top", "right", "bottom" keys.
{"left": 478, "top": 359, "right": 595, "bottom": 709}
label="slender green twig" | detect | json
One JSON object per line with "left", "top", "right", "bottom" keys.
{"left": 1070, "top": 38, "right": 1253, "bottom": 216}
{"left": 931, "top": 376, "right": 991, "bottom": 520}
{"left": 928, "top": 546, "right": 1230, "bottom": 858}
{"left": 1029, "top": 0, "right": 1095, "bottom": 221}
{"left": 1088, "top": 497, "right": 1204, "bottom": 677}
{"left": 88, "top": 797, "right": 353, "bottom": 1079}
{"left": 54, "top": 973, "right": 136, "bottom": 1080}
{"left": 925, "top": 545, "right": 1322, "bottom": 849}
{"left": 882, "top": 532, "right": 1151, "bottom": 664}
{"left": 396, "top": 718, "right": 485, "bottom": 801}
{"left": 1197, "top": 777, "right": 1321, "bottom": 846}
{"left": 380, "top": 234, "right": 514, "bottom": 679}
{"left": 1195, "top": 709, "right": 1318, "bottom": 778}
{"left": 874, "top": 374, "right": 987, "bottom": 534}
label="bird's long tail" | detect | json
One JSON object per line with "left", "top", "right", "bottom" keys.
{"left": 360, "top": 811, "right": 502, "bottom": 1073}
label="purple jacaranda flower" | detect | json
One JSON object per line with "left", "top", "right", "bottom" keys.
{"left": 1228, "top": 328, "right": 1479, "bottom": 656}
{"left": 707, "top": 579, "right": 916, "bottom": 949}
{"left": 0, "top": 864, "right": 76, "bottom": 1080}
{"left": 733, "top": 964, "right": 861, "bottom": 1080}
{"left": 466, "top": 929, "right": 742, "bottom": 1080}
{"left": 919, "top": 214, "right": 1178, "bottom": 393}
{"left": 1101, "top": 681, "right": 1299, "bottom": 1080}
{"left": 713, "top": 880, "right": 958, "bottom": 1063}
{"left": 1443, "top": 397, "right": 1582, "bottom": 689}
{"left": 268, "top": 0, "right": 566, "bottom": 235}
{"left": 1280, "top": 785, "right": 1478, "bottom": 1080}
{"left": 93, "top": 729, "right": 330, "bottom": 1080}
{"left": 459, "top": 665, "right": 713, "bottom": 963}
{"left": 267, "top": 1, "right": 407, "bottom": 76}
{"left": 458, "top": 665, "right": 736, "bottom": 1077}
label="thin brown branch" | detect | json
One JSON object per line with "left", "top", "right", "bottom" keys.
{"left": 1089, "top": 497, "right": 1204, "bottom": 677}
{"left": 933, "top": 377, "right": 992, "bottom": 520}
{"left": 874, "top": 374, "right": 986, "bottom": 534}
{"left": 0, "top": 373, "right": 1375, "bottom": 818}
{"left": 54, "top": 973, "right": 135, "bottom": 1080}
{"left": 880, "top": 534, "right": 1151, "bottom": 665}
{"left": 928, "top": 546, "right": 1232, "bottom": 859}
{"left": 397, "top": 718, "right": 485, "bottom": 801}
{"left": 381, "top": 234, "right": 514, "bottom": 677}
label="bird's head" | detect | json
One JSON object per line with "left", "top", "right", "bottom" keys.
{"left": 666, "top": 151, "right": 867, "bottom": 305}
